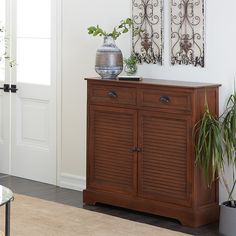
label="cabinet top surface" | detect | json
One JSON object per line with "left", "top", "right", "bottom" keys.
{"left": 85, "top": 77, "right": 221, "bottom": 89}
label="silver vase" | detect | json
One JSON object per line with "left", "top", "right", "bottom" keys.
{"left": 95, "top": 36, "right": 123, "bottom": 79}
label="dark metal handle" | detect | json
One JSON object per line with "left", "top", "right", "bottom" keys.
{"left": 160, "top": 95, "right": 170, "bottom": 103}
{"left": 136, "top": 148, "right": 142, "bottom": 153}
{"left": 130, "top": 147, "right": 142, "bottom": 153}
{"left": 0, "top": 84, "right": 10, "bottom": 92}
{"left": 0, "top": 84, "right": 18, "bottom": 93}
{"left": 130, "top": 147, "right": 137, "bottom": 153}
{"left": 107, "top": 90, "right": 117, "bottom": 98}
{"left": 10, "top": 85, "right": 18, "bottom": 93}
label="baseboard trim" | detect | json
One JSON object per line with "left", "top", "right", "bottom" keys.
{"left": 59, "top": 173, "right": 86, "bottom": 191}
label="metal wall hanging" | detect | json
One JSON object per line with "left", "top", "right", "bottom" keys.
{"left": 171, "top": 0, "right": 205, "bottom": 67}
{"left": 132, "top": 0, "right": 164, "bottom": 65}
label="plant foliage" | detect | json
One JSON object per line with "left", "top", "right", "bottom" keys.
{"left": 0, "top": 25, "right": 16, "bottom": 67}
{"left": 222, "top": 91, "right": 236, "bottom": 201}
{"left": 0, "top": 25, "right": 5, "bottom": 62}
{"left": 222, "top": 92, "right": 236, "bottom": 163}
{"left": 88, "top": 18, "right": 134, "bottom": 40}
{"left": 194, "top": 90, "right": 236, "bottom": 202}
{"left": 194, "top": 101, "right": 224, "bottom": 184}
{"left": 124, "top": 54, "right": 138, "bottom": 67}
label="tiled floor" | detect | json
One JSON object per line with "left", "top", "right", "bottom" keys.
{"left": 0, "top": 174, "right": 219, "bottom": 235}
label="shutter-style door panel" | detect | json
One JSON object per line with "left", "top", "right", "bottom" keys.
{"left": 138, "top": 111, "right": 192, "bottom": 206}
{"left": 88, "top": 105, "right": 137, "bottom": 195}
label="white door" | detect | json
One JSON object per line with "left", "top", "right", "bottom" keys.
{"left": 1, "top": 0, "right": 58, "bottom": 185}
{"left": 0, "top": 79, "right": 10, "bottom": 174}
{"left": 0, "top": 82, "right": 10, "bottom": 175}
{"left": 0, "top": 0, "right": 10, "bottom": 174}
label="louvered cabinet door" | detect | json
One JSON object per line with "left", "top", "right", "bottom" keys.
{"left": 138, "top": 111, "right": 192, "bottom": 206}
{"left": 88, "top": 105, "right": 138, "bottom": 195}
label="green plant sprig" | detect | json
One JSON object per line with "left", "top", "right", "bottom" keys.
{"left": 124, "top": 54, "right": 138, "bottom": 66}
{"left": 88, "top": 18, "right": 134, "bottom": 40}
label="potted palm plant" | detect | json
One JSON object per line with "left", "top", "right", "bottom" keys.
{"left": 194, "top": 90, "right": 236, "bottom": 236}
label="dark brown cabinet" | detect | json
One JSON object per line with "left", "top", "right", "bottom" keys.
{"left": 84, "top": 78, "right": 220, "bottom": 227}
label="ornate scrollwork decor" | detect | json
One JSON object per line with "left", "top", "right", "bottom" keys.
{"left": 171, "top": 0, "right": 205, "bottom": 67}
{"left": 132, "top": 0, "right": 163, "bottom": 65}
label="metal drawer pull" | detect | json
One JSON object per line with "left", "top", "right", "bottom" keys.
{"left": 160, "top": 95, "right": 170, "bottom": 103}
{"left": 107, "top": 90, "right": 118, "bottom": 98}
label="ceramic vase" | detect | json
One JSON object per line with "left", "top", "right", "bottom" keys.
{"left": 95, "top": 36, "right": 123, "bottom": 79}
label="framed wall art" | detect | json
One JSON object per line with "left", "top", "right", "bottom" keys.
{"left": 132, "top": 0, "right": 164, "bottom": 65}
{"left": 171, "top": 0, "right": 205, "bottom": 67}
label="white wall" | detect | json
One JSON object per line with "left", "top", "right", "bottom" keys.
{"left": 60, "top": 0, "right": 131, "bottom": 190}
{"left": 61, "top": 0, "right": 236, "bottom": 201}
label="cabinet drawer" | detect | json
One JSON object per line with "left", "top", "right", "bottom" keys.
{"left": 89, "top": 85, "right": 137, "bottom": 106}
{"left": 139, "top": 88, "right": 192, "bottom": 112}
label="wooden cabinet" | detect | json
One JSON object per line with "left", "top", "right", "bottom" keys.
{"left": 83, "top": 78, "right": 220, "bottom": 227}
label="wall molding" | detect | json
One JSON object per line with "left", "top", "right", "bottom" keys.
{"left": 59, "top": 173, "right": 86, "bottom": 191}
{"left": 55, "top": 0, "right": 62, "bottom": 186}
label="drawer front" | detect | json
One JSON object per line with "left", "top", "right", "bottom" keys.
{"left": 139, "top": 88, "right": 192, "bottom": 112}
{"left": 89, "top": 84, "right": 137, "bottom": 106}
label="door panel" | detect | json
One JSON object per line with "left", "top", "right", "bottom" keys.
{"left": 20, "top": 99, "right": 49, "bottom": 148}
{"left": 88, "top": 105, "right": 137, "bottom": 195}
{"left": 0, "top": 0, "right": 10, "bottom": 174}
{"left": 0, "top": 87, "right": 10, "bottom": 174}
{"left": 138, "top": 111, "right": 192, "bottom": 206}
{"left": 15, "top": 84, "right": 51, "bottom": 149}
{"left": 11, "top": 83, "right": 56, "bottom": 184}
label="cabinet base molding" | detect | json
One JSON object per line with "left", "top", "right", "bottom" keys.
{"left": 83, "top": 189, "right": 219, "bottom": 228}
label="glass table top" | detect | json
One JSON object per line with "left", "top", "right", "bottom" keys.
{"left": 0, "top": 185, "right": 13, "bottom": 206}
